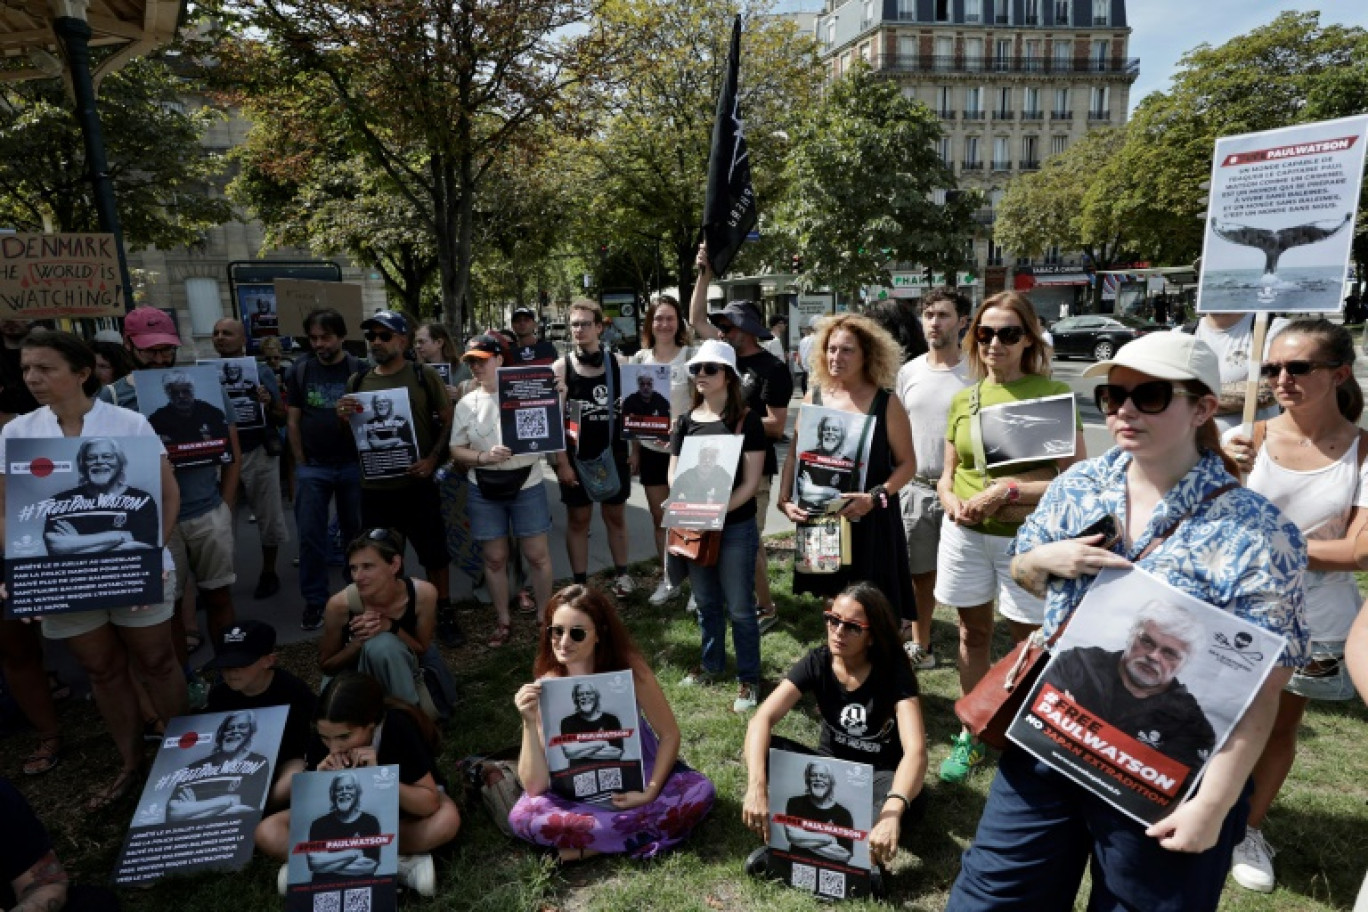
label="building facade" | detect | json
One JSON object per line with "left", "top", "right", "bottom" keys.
{"left": 816, "top": 0, "right": 1138, "bottom": 317}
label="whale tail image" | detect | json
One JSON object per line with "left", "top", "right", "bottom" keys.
{"left": 1211, "top": 213, "right": 1352, "bottom": 275}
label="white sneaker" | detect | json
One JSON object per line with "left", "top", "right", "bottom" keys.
{"left": 685, "top": 595, "right": 698, "bottom": 615}
{"left": 649, "top": 579, "right": 679, "bottom": 606}
{"left": 277, "top": 863, "right": 289, "bottom": 896}
{"left": 1230, "top": 827, "right": 1275, "bottom": 893}
{"left": 612, "top": 574, "right": 637, "bottom": 598}
{"left": 397, "top": 853, "right": 436, "bottom": 896}
{"left": 904, "top": 642, "right": 938, "bottom": 671}
{"left": 733, "top": 683, "right": 759, "bottom": 714}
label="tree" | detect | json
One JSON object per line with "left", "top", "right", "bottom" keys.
{"left": 0, "top": 55, "right": 231, "bottom": 249}
{"left": 775, "top": 62, "right": 974, "bottom": 298}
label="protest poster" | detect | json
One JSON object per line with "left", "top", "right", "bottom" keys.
{"left": 662, "top": 435, "right": 742, "bottom": 531}
{"left": 274, "top": 278, "right": 366, "bottom": 337}
{"left": 765, "top": 749, "right": 873, "bottom": 900}
{"left": 1198, "top": 114, "right": 1368, "bottom": 313}
{"left": 429, "top": 362, "right": 452, "bottom": 384}
{"left": 619, "top": 363, "right": 673, "bottom": 441}
{"left": 198, "top": 357, "right": 266, "bottom": 431}
{"left": 236, "top": 283, "right": 280, "bottom": 340}
{"left": 4, "top": 436, "right": 164, "bottom": 618}
{"left": 1008, "top": 566, "right": 1285, "bottom": 826}
{"left": 978, "top": 393, "right": 1076, "bottom": 469}
{"left": 284, "top": 766, "right": 400, "bottom": 912}
{"left": 792, "top": 405, "right": 875, "bottom": 513}
{"left": 114, "top": 706, "right": 289, "bottom": 885}
{"left": 135, "top": 365, "right": 234, "bottom": 468}
{"left": 0, "top": 233, "right": 124, "bottom": 319}
{"left": 347, "top": 389, "right": 421, "bottom": 480}
{"left": 539, "top": 671, "right": 643, "bottom": 804}
{"left": 497, "top": 364, "right": 565, "bottom": 455}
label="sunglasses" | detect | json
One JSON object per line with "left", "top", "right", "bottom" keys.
{"left": 363, "top": 330, "right": 394, "bottom": 342}
{"left": 688, "top": 363, "right": 726, "bottom": 377}
{"left": 546, "top": 625, "right": 590, "bottom": 642}
{"left": 823, "top": 612, "right": 869, "bottom": 636}
{"left": 365, "top": 528, "right": 398, "bottom": 546}
{"left": 1094, "top": 381, "right": 1196, "bottom": 416}
{"left": 974, "top": 325, "right": 1025, "bottom": 346}
{"left": 1258, "top": 360, "right": 1341, "bottom": 379}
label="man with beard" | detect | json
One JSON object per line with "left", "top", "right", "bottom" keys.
{"left": 557, "top": 683, "right": 625, "bottom": 771}
{"left": 147, "top": 370, "right": 231, "bottom": 463}
{"left": 668, "top": 444, "right": 731, "bottom": 506}
{"left": 305, "top": 772, "right": 382, "bottom": 882}
{"left": 783, "top": 761, "right": 854, "bottom": 864}
{"left": 249, "top": 297, "right": 279, "bottom": 339}
{"left": 620, "top": 369, "right": 672, "bottom": 438}
{"left": 795, "top": 414, "right": 856, "bottom": 513}
{"left": 42, "top": 437, "right": 159, "bottom": 554}
{"left": 361, "top": 395, "right": 415, "bottom": 452}
{"left": 509, "top": 307, "right": 558, "bottom": 366}
{"left": 165, "top": 711, "right": 272, "bottom": 821}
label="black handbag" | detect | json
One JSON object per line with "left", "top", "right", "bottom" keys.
{"left": 474, "top": 465, "right": 533, "bottom": 501}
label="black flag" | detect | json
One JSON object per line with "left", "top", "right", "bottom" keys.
{"left": 702, "top": 15, "right": 756, "bottom": 280}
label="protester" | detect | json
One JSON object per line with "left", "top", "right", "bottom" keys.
{"left": 762, "top": 313, "right": 788, "bottom": 362}
{"left": 1220, "top": 318, "right": 1368, "bottom": 893}
{"left": 550, "top": 301, "right": 634, "bottom": 594}
{"left": 509, "top": 585, "right": 715, "bottom": 861}
{"left": 778, "top": 313, "right": 917, "bottom": 626}
{"left": 629, "top": 295, "right": 695, "bottom": 606}
{"left": 945, "top": 331, "right": 1308, "bottom": 911}
{"left": 255, "top": 671, "right": 461, "bottom": 897}
{"left": 90, "top": 339, "right": 134, "bottom": 387}
{"left": 448, "top": 334, "right": 554, "bottom": 644}
{"left": 0, "top": 330, "right": 186, "bottom": 810}
{"left": 895, "top": 289, "right": 972, "bottom": 669}
{"left": 414, "top": 321, "right": 472, "bottom": 395}
{"left": 865, "top": 298, "right": 928, "bottom": 365}
{"left": 212, "top": 318, "right": 289, "bottom": 601}
{"left": 0, "top": 777, "right": 120, "bottom": 910}
{"left": 935, "top": 291, "right": 1082, "bottom": 783}
{"left": 507, "top": 307, "right": 559, "bottom": 366}
{"left": 286, "top": 309, "right": 364, "bottom": 631}
{"left": 742, "top": 582, "right": 927, "bottom": 875}
{"left": 669, "top": 340, "right": 766, "bottom": 713}
{"left": 258, "top": 335, "right": 294, "bottom": 496}
{"left": 690, "top": 245, "right": 792, "bottom": 631}
{"left": 1175, "top": 312, "right": 1289, "bottom": 434}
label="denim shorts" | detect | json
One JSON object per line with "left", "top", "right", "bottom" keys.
{"left": 467, "top": 478, "right": 553, "bottom": 542}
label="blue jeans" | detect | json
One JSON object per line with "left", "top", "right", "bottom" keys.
{"left": 295, "top": 462, "right": 363, "bottom": 607}
{"left": 686, "top": 518, "right": 760, "bottom": 685}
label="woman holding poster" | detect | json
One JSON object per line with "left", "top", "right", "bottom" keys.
{"left": 0, "top": 331, "right": 184, "bottom": 810}
{"left": 510, "top": 585, "right": 715, "bottom": 862}
{"left": 945, "top": 332, "right": 1308, "bottom": 912}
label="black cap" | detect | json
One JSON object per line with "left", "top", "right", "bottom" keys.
{"left": 463, "top": 333, "right": 505, "bottom": 360}
{"left": 209, "top": 620, "right": 276, "bottom": 669}
{"left": 511, "top": 307, "right": 537, "bottom": 320}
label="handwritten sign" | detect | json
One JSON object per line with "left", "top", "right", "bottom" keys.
{"left": 0, "top": 233, "right": 124, "bottom": 319}
{"left": 274, "top": 278, "right": 365, "bottom": 336}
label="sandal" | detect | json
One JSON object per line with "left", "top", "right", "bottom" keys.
{"left": 486, "top": 623, "right": 512, "bottom": 648}
{"left": 86, "top": 766, "right": 142, "bottom": 812}
{"left": 22, "top": 734, "right": 61, "bottom": 776}
{"left": 517, "top": 588, "right": 538, "bottom": 614}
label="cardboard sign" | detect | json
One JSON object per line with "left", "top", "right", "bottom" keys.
{"left": 274, "top": 278, "right": 366, "bottom": 336}
{"left": 0, "top": 233, "right": 124, "bottom": 319}
{"left": 539, "top": 672, "right": 643, "bottom": 804}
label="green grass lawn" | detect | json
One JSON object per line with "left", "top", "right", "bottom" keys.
{"left": 8, "top": 558, "right": 1368, "bottom": 910}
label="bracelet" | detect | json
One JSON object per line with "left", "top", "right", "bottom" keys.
{"left": 885, "top": 790, "right": 911, "bottom": 810}
{"left": 868, "top": 484, "right": 889, "bottom": 510}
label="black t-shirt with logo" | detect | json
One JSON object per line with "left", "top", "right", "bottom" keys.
{"left": 512, "top": 339, "right": 559, "bottom": 367}
{"left": 786, "top": 646, "right": 918, "bottom": 771}
{"left": 734, "top": 349, "right": 792, "bottom": 476}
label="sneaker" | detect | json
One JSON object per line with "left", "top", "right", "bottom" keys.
{"left": 277, "top": 863, "right": 288, "bottom": 896}
{"left": 904, "top": 642, "right": 937, "bottom": 671}
{"left": 755, "top": 605, "right": 779, "bottom": 634}
{"left": 649, "top": 579, "right": 680, "bottom": 606}
{"left": 679, "top": 668, "right": 717, "bottom": 687}
{"left": 732, "top": 683, "right": 759, "bottom": 714}
{"left": 1231, "top": 827, "right": 1276, "bottom": 893}
{"left": 939, "top": 732, "right": 987, "bottom": 783}
{"left": 301, "top": 603, "right": 325, "bottom": 632}
{"left": 611, "top": 574, "right": 637, "bottom": 599}
{"left": 397, "top": 853, "right": 436, "bottom": 896}
{"left": 685, "top": 595, "right": 698, "bottom": 616}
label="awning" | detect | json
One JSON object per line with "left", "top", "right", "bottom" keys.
{"left": 1033, "top": 273, "right": 1091, "bottom": 286}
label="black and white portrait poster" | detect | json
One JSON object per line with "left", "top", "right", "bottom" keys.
{"left": 4, "top": 436, "right": 164, "bottom": 617}
{"left": 1198, "top": 114, "right": 1368, "bottom": 313}
{"left": 662, "top": 435, "right": 743, "bottom": 531}
{"left": 619, "top": 363, "right": 673, "bottom": 441}
{"left": 766, "top": 749, "right": 873, "bottom": 900}
{"left": 285, "top": 766, "right": 401, "bottom": 912}
{"left": 1008, "top": 566, "right": 1285, "bottom": 826}
{"left": 198, "top": 357, "right": 265, "bottom": 431}
{"left": 979, "top": 393, "right": 1076, "bottom": 469}
{"left": 538, "top": 671, "right": 643, "bottom": 805}
{"left": 792, "top": 405, "right": 875, "bottom": 513}
{"left": 429, "top": 362, "right": 452, "bottom": 384}
{"left": 498, "top": 364, "right": 565, "bottom": 455}
{"left": 237, "top": 283, "right": 280, "bottom": 340}
{"left": 347, "top": 389, "right": 421, "bottom": 480}
{"left": 114, "top": 706, "right": 290, "bottom": 885}
{"left": 135, "top": 365, "right": 233, "bottom": 468}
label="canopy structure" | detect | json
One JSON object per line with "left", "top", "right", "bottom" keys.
{"left": 0, "top": 0, "right": 182, "bottom": 84}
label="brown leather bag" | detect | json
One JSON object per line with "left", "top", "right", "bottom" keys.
{"left": 666, "top": 527, "right": 721, "bottom": 567}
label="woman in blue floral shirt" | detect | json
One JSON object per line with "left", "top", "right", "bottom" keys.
{"left": 946, "top": 332, "right": 1307, "bottom": 912}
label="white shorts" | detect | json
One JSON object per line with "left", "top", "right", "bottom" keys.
{"left": 932, "top": 516, "right": 1045, "bottom": 625}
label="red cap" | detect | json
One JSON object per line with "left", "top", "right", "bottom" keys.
{"left": 124, "top": 307, "right": 181, "bottom": 349}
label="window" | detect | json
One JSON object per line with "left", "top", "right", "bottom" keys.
{"left": 995, "top": 38, "right": 1013, "bottom": 70}
{"left": 1053, "top": 0, "right": 1069, "bottom": 24}
{"left": 1051, "top": 134, "right": 1068, "bottom": 156}
{"left": 965, "top": 37, "right": 984, "bottom": 70}
{"left": 1053, "top": 87, "right": 1069, "bottom": 115}
{"left": 1092, "top": 0, "right": 1108, "bottom": 25}
{"left": 988, "top": 240, "right": 1005, "bottom": 266}
{"left": 897, "top": 0, "right": 916, "bottom": 19}
{"left": 937, "top": 139, "right": 952, "bottom": 166}
{"left": 1092, "top": 39, "right": 1109, "bottom": 71}
{"left": 995, "top": 0, "right": 1011, "bottom": 23}
{"left": 1024, "top": 0, "right": 1040, "bottom": 24}
{"left": 859, "top": 41, "right": 871, "bottom": 62}
{"left": 862, "top": 0, "right": 874, "bottom": 27}
{"left": 936, "top": 0, "right": 950, "bottom": 21}
{"left": 827, "top": 20, "right": 836, "bottom": 46}
{"left": 185, "top": 278, "right": 223, "bottom": 336}
{"left": 899, "top": 36, "right": 917, "bottom": 65}
{"left": 998, "top": 86, "right": 1012, "bottom": 113}
{"left": 936, "top": 85, "right": 953, "bottom": 115}
{"left": 1023, "top": 86, "right": 1041, "bottom": 115}
{"left": 1045, "top": 245, "right": 1062, "bottom": 265}
{"left": 964, "top": 136, "right": 981, "bottom": 165}
{"left": 965, "top": 85, "right": 983, "bottom": 117}
{"left": 935, "top": 35, "right": 954, "bottom": 69}
{"left": 965, "top": 0, "right": 981, "bottom": 22}
{"left": 933, "top": 188, "right": 949, "bottom": 205}
{"left": 993, "top": 136, "right": 1011, "bottom": 169}
{"left": 1023, "top": 39, "right": 1043, "bottom": 69}
{"left": 1090, "top": 85, "right": 1110, "bottom": 118}
{"left": 1052, "top": 39, "right": 1072, "bottom": 70}
{"left": 1021, "top": 134, "right": 1039, "bottom": 168}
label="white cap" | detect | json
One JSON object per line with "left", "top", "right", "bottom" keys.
{"left": 686, "top": 338, "right": 737, "bottom": 374}
{"left": 1082, "top": 332, "right": 1222, "bottom": 394}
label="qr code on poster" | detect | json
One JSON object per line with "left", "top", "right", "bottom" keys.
{"left": 790, "top": 863, "right": 816, "bottom": 892}
{"left": 597, "top": 767, "right": 623, "bottom": 791}
{"left": 817, "top": 868, "right": 847, "bottom": 899}
{"left": 343, "top": 888, "right": 372, "bottom": 912}
{"left": 572, "top": 770, "right": 598, "bottom": 797}
{"left": 515, "top": 408, "right": 548, "bottom": 440}
{"left": 312, "top": 892, "right": 340, "bottom": 912}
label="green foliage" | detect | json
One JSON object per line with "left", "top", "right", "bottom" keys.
{"left": 0, "top": 55, "right": 231, "bottom": 250}
{"left": 776, "top": 63, "right": 973, "bottom": 296}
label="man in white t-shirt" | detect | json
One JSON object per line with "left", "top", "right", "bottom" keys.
{"left": 1177, "top": 312, "right": 1288, "bottom": 433}
{"left": 894, "top": 288, "right": 972, "bottom": 670}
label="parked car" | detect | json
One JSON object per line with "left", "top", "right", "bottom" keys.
{"left": 1048, "top": 314, "right": 1165, "bottom": 361}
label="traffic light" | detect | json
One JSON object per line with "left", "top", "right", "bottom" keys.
{"left": 791, "top": 253, "right": 803, "bottom": 274}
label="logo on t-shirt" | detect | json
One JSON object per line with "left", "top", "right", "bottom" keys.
{"left": 839, "top": 703, "right": 868, "bottom": 738}
{"left": 592, "top": 383, "right": 608, "bottom": 405}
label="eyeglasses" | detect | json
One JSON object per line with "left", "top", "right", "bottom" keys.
{"left": 1094, "top": 381, "right": 1196, "bottom": 416}
{"left": 688, "top": 363, "right": 726, "bottom": 377}
{"left": 1258, "top": 360, "right": 1341, "bottom": 379}
{"left": 546, "top": 625, "right": 590, "bottom": 642}
{"left": 974, "top": 325, "right": 1025, "bottom": 346}
{"left": 569, "top": 321, "right": 595, "bottom": 330}
{"left": 363, "top": 330, "right": 393, "bottom": 342}
{"left": 823, "top": 612, "right": 869, "bottom": 636}
{"left": 366, "top": 528, "right": 397, "bottom": 546}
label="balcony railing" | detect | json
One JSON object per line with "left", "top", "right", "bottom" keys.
{"left": 936, "top": 109, "right": 957, "bottom": 120}
{"left": 1088, "top": 109, "right": 1111, "bottom": 121}
{"left": 990, "top": 160, "right": 1012, "bottom": 171}
{"left": 1093, "top": 16, "right": 1109, "bottom": 25}
{"left": 974, "top": 208, "right": 998, "bottom": 225}
{"left": 961, "top": 161, "right": 985, "bottom": 171}
{"left": 962, "top": 110, "right": 986, "bottom": 120}
{"left": 1051, "top": 110, "right": 1073, "bottom": 120}
{"left": 1019, "top": 159, "right": 1041, "bottom": 170}
{"left": 992, "top": 110, "right": 1015, "bottom": 120}
{"left": 1021, "top": 110, "right": 1044, "bottom": 120}
{"left": 869, "top": 54, "right": 1139, "bottom": 76}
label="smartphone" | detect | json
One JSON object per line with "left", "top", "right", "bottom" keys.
{"left": 1077, "top": 513, "right": 1121, "bottom": 551}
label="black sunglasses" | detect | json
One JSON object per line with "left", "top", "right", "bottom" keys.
{"left": 974, "top": 325, "right": 1025, "bottom": 346}
{"left": 1094, "top": 381, "right": 1196, "bottom": 416}
{"left": 363, "top": 330, "right": 394, "bottom": 342}
{"left": 823, "top": 612, "right": 869, "bottom": 635}
{"left": 366, "top": 528, "right": 397, "bottom": 546}
{"left": 546, "top": 625, "right": 590, "bottom": 642}
{"left": 1258, "top": 360, "right": 1341, "bottom": 379}
{"left": 688, "top": 363, "right": 726, "bottom": 377}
